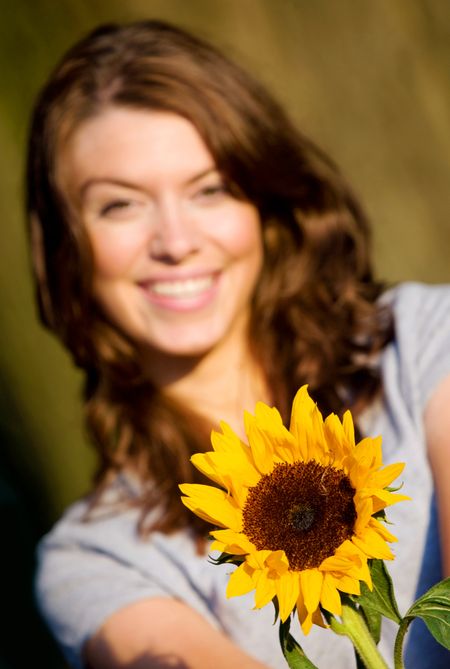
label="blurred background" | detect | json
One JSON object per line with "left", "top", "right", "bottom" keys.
{"left": 0, "top": 0, "right": 449, "bottom": 666}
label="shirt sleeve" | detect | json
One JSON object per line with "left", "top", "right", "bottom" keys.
{"left": 391, "top": 282, "right": 450, "bottom": 411}
{"left": 36, "top": 533, "right": 173, "bottom": 669}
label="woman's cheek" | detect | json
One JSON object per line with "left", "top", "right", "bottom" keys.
{"left": 211, "top": 203, "right": 262, "bottom": 258}
{"left": 87, "top": 224, "right": 147, "bottom": 278}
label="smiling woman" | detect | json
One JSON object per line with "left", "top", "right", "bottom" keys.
{"left": 58, "top": 108, "right": 263, "bottom": 359}
{"left": 28, "top": 19, "right": 450, "bottom": 669}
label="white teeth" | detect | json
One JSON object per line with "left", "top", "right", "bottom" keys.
{"left": 152, "top": 275, "right": 214, "bottom": 297}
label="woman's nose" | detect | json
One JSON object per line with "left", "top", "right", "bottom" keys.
{"left": 149, "top": 198, "right": 200, "bottom": 263}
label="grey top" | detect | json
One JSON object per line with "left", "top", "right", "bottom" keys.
{"left": 36, "top": 282, "right": 450, "bottom": 668}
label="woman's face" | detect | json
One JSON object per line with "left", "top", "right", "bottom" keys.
{"left": 57, "top": 107, "right": 263, "bottom": 358}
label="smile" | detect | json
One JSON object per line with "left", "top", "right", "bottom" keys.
{"left": 139, "top": 272, "right": 220, "bottom": 312}
{"left": 151, "top": 275, "right": 214, "bottom": 298}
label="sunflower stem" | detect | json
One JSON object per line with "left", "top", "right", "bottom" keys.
{"left": 392, "top": 619, "right": 408, "bottom": 669}
{"left": 337, "top": 603, "right": 390, "bottom": 669}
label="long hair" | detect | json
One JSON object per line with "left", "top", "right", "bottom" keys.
{"left": 26, "top": 20, "right": 392, "bottom": 535}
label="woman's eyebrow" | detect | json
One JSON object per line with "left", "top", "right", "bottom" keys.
{"left": 79, "top": 177, "right": 135, "bottom": 198}
{"left": 184, "top": 167, "right": 218, "bottom": 186}
{"left": 79, "top": 167, "right": 219, "bottom": 198}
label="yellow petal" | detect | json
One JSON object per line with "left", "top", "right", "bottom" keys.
{"left": 211, "top": 421, "right": 243, "bottom": 453}
{"left": 353, "top": 495, "right": 373, "bottom": 536}
{"left": 210, "top": 529, "right": 256, "bottom": 555}
{"left": 276, "top": 571, "right": 300, "bottom": 622}
{"left": 369, "top": 435, "right": 383, "bottom": 469}
{"left": 352, "top": 527, "right": 394, "bottom": 560}
{"left": 297, "top": 594, "right": 326, "bottom": 634}
{"left": 368, "top": 462, "right": 405, "bottom": 489}
{"left": 254, "top": 568, "right": 277, "bottom": 609}
{"left": 300, "top": 568, "right": 323, "bottom": 614}
{"left": 179, "top": 483, "right": 242, "bottom": 531}
{"left": 191, "top": 451, "right": 258, "bottom": 485}
{"left": 326, "top": 572, "right": 360, "bottom": 596}
{"left": 265, "top": 550, "right": 289, "bottom": 575}
{"left": 211, "top": 425, "right": 262, "bottom": 473}
{"left": 296, "top": 595, "right": 313, "bottom": 635}
{"left": 324, "top": 414, "right": 350, "bottom": 464}
{"left": 361, "top": 488, "right": 411, "bottom": 513}
{"left": 246, "top": 550, "right": 273, "bottom": 570}
{"left": 252, "top": 402, "right": 300, "bottom": 463}
{"left": 320, "top": 573, "right": 342, "bottom": 615}
{"left": 254, "top": 401, "right": 284, "bottom": 432}
{"left": 342, "top": 410, "right": 355, "bottom": 448}
{"left": 244, "top": 411, "right": 276, "bottom": 474}
{"left": 368, "top": 517, "right": 398, "bottom": 543}
{"left": 226, "top": 561, "right": 255, "bottom": 598}
{"left": 289, "top": 385, "right": 323, "bottom": 461}
{"left": 323, "top": 540, "right": 366, "bottom": 585}
{"left": 352, "top": 437, "right": 381, "bottom": 470}
{"left": 190, "top": 451, "right": 259, "bottom": 507}
{"left": 311, "top": 607, "right": 327, "bottom": 629}
{"left": 359, "top": 555, "right": 373, "bottom": 589}
{"left": 190, "top": 453, "right": 236, "bottom": 496}
{"left": 320, "top": 551, "right": 360, "bottom": 575}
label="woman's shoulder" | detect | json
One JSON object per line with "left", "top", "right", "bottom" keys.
{"left": 38, "top": 473, "right": 141, "bottom": 548}
{"left": 382, "top": 280, "right": 450, "bottom": 315}
{"left": 380, "top": 281, "right": 450, "bottom": 409}
{"left": 382, "top": 281, "right": 450, "bottom": 347}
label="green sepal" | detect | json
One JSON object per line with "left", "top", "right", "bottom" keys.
{"left": 372, "top": 510, "right": 394, "bottom": 526}
{"left": 273, "top": 596, "right": 280, "bottom": 625}
{"left": 385, "top": 481, "right": 404, "bottom": 493}
{"left": 351, "top": 560, "right": 401, "bottom": 624}
{"left": 208, "top": 551, "right": 243, "bottom": 567}
{"left": 278, "top": 617, "right": 319, "bottom": 669}
{"left": 398, "top": 577, "right": 450, "bottom": 650}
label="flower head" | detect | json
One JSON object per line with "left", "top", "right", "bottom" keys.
{"left": 180, "top": 386, "right": 409, "bottom": 634}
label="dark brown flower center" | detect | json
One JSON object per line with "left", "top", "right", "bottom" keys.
{"left": 242, "top": 460, "right": 356, "bottom": 570}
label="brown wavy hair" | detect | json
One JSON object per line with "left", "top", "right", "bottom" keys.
{"left": 26, "top": 20, "right": 392, "bottom": 535}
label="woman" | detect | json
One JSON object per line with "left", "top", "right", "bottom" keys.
{"left": 28, "top": 20, "right": 450, "bottom": 669}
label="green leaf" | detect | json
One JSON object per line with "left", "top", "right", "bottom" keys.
{"left": 279, "top": 618, "right": 319, "bottom": 669}
{"left": 403, "top": 578, "right": 450, "bottom": 650}
{"left": 360, "top": 604, "right": 382, "bottom": 644}
{"left": 353, "top": 560, "right": 402, "bottom": 624}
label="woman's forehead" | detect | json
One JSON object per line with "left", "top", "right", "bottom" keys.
{"left": 55, "top": 107, "right": 217, "bottom": 198}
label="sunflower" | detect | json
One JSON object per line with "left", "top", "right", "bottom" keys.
{"left": 180, "top": 386, "right": 409, "bottom": 634}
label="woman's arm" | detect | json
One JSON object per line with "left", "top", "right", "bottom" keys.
{"left": 85, "top": 597, "right": 269, "bottom": 669}
{"left": 424, "top": 372, "right": 450, "bottom": 577}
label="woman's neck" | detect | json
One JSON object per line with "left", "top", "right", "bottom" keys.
{"left": 140, "top": 326, "right": 270, "bottom": 440}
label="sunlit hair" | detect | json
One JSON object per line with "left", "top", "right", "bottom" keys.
{"left": 26, "top": 20, "right": 392, "bottom": 535}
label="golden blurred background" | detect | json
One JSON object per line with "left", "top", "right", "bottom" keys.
{"left": 0, "top": 1, "right": 449, "bottom": 666}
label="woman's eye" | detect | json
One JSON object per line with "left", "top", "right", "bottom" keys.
{"left": 100, "top": 199, "right": 133, "bottom": 217}
{"left": 195, "top": 183, "right": 228, "bottom": 201}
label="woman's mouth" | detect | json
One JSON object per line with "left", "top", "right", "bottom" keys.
{"left": 140, "top": 273, "right": 220, "bottom": 311}
{"left": 151, "top": 275, "right": 214, "bottom": 298}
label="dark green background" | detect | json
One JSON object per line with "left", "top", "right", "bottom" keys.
{"left": 0, "top": 1, "right": 449, "bottom": 666}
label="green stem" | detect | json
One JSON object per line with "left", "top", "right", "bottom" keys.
{"left": 336, "top": 603, "right": 390, "bottom": 669}
{"left": 393, "top": 619, "right": 409, "bottom": 669}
